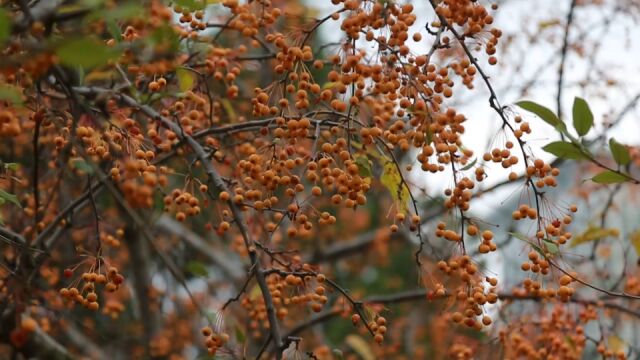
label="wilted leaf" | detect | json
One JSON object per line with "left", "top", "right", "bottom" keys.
{"left": 609, "top": 138, "right": 631, "bottom": 166}
{"left": 345, "top": 335, "right": 375, "bottom": 360}
{"left": 186, "top": 261, "right": 208, "bottom": 277}
{"left": 282, "top": 342, "right": 308, "bottom": 360}
{"left": 381, "top": 161, "right": 410, "bottom": 212}
{"left": 591, "top": 170, "right": 629, "bottom": 184}
{"left": 176, "top": 68, "right": 196, "bottom": 92}
{"left": 516, "top": 101, "right": 563, "bottom": 130}
{"left": 0, "top": 189, "right": 20, "bottom": 208}
{"left": 572, "top": 97, "right": 593, "bottom": 136}
{"left": 56, "top": 38, "right": 121, "bottom": 68}
{"left": 570, "top": 225, "right": 619, "bottom": 247}
{"left": 542, "top": 141, "right": 588, "bottom": 160}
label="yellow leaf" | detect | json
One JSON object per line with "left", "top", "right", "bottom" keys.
{"left": 570, "top": 224, "right": 619, "bottom": 247}
{"left": 176, "top": 68, "right": 195, "bottom": 92}
{"left": 608, "top": 335, "right": 625, "bottom": 352}
{"left": 249, "top": 284, "right": 261, "bottom": 301}
{"left": 84, "top": 70, "right": 116, "bottom": 84}
{"left": 631, "top": 229, "right": 640, "bottom": 256}
{"left": 322, "top": 82, "right": 336, "bottom": 89}
{"left": 538, "top": 19, "right": 561, "bottom": 29}
{"left": 345, "top": 335, "right": 375, "bottom": 360}
{"left": 381, "top": 161, "right": 409, "bottom": 213}
{"left": 221, "top": 98, "right": 236, "bottom": 122}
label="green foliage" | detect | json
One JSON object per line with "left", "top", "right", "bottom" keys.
{"left": 71, "top": 159, "right": 95, "bottom": 174}
{"left": 354, "top": 155, "right": 373, "bottom": 178}
{"left": 171, "top": 0, "right": 207, "bottom": 11}
{"left": 516, "top": 100, "right": 563, "bottom": 129}
{"left": 542, "top": 141, "right": 588, "bottom": 160}
{"left": 56, "top": 38, "right": 121, "bottom": 68}
{"left": 572, "top": 97, "right": 593, "bottom": 136}
{"left": 591, "top": 170, "right": 630, "bottom": 184}
{"left": 460, "top": 157, "right": 477, "bottom": 171}
{"left": 0, "top": 8, "right": 10, "bottom": 46}
{"left": 86, "top": 2, "right": 143, "bottom": 22}
{"left": 608, "top": 138, "right": 631, "bottom": 166}
{"left": 150, "top": 25, "right": 181, "bottom": 54}
{"left": 510, "top": 232, "right": 558, "bottom": 257}
{"left": 3, "top": 162, "right": 19, "bottom": 171}
{"left": 0, "top": 189, "right": 20, "bottom": 208}
{"left": 186, "top": 261, "right": 208, "bottom": 277}
{"left": 0, "top": 84, "right": 23, "bottom": 105}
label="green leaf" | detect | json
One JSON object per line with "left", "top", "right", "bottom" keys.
{"left": 332, "top": 349, "right": 344, "bottom": 360}
{"left": 71, "top": 159, "right": 95, "bottom": 174}
{"left": 176, "top": 68, "right": 195, "bottom": 92}
{"left": 0, "top": 84, "right": 23, "bottom": 105}
{"left": 150, "top": 25, "right": 181, "bottom": 54}
{"left": 516, "top": 100, "right": 563, "bottom": 129}
{"left": 572, "top": 97, "right": 593, "bottom": 136}
{"left": 172, "top": 0, "right": 206, "bottom": 10}
{"left": 542, "top": 141, "right": 588, "bottom": 160}
{"left": 106, "top": 19, "right": 122, "bottom": 42}
{"left": 354, "top": 155, "right": 372, "bottom": 178}
{"left": 234, "top": 326, "right": 246, "bottom": 344}
{"left": 81, "top": 0, "right": 106, "bottom": 6}
{"left": 0, "top": 189, "right": 20, "bottom": 208}
{"left": 609, "top": 138, "right": 631, "bottom": 166}
{"left": 87, "top": 2, "right": 143, "bottom": 22}
{"left": 56, "top": 38, "right": 121, "bottom": 68}
{"left": 186, "top": 261, "right": 208, "bottom": 277}
{"left": 4, "top": 163, "right": 19, "bottom": 171}
{"left": 542, "top": 239, "right": 559, "bottom": 255}
{"left": 591, "top": 170, "right": 630, "bottom": 184}
{"left": 460, "top": 157, "right": 477, "bottom": 171}
{"left": 509, "top": 232, "right": 549, "bottom": 256}
{"left": 0, "top": 9, "right": 10, "bottom": 46}
{"left": 509, "top": 232, "right": 530, "bottom": 243}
